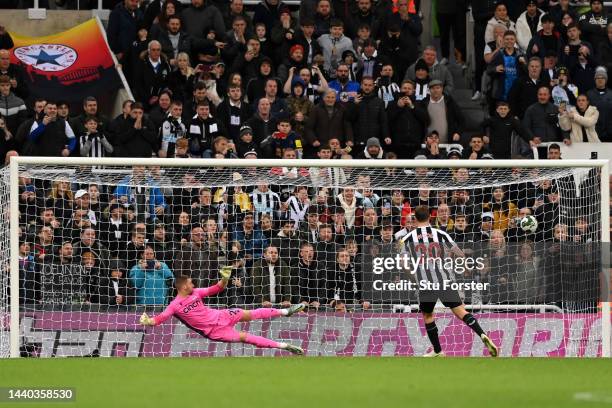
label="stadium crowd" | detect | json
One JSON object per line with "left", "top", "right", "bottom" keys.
{"left": 1, "top": 0, "right": 609, "bottom": 311}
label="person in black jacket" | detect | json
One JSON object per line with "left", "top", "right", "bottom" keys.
{"left": 0, "top": 26, "right": 13, "bottom": 50}
{"left": 471, "top": 0, "right": 497, "bottom": 99}
{"left": 351, "top": 76, "right": 390, "bottom": 148}
{"left": 26, "top": 102, "right": 77, "bottom": 157}
{"left": 115, "top": 102, "right": 158, "bottom": 157}
{"left": 578, "top": 0, "right": 609, "bottom": 48}
{"left": 0, "top": 49, "right": 29, "bottom": 101}
{"left": 216, "top": 84, "right": 254, "bottom": 142}
{"left": 481, "top": 101, "right": 533, "bottom": 159}
{"left": 387, "top": 79, "right": 428, "bottom": 158}
{"left": 508, "top": 56, "right": 547, "bottom": 119}
{"left": 380, "top": 1, "right": 423, "bottom": 80}
{"left": 135, "top": 41, "right": 171, "bottom": 110}
{"left": 107, "top": 0, "right": 144, "bottom": 66}
{"left": 93, "top": 259, "right": 135, "bottom": 306}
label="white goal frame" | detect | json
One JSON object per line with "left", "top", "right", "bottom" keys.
{"left": 7, "top": 156, "right": 611, "bottom": 358}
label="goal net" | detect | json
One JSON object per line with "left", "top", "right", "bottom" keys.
{"left": 2, "top": 158, "right": 610, "bottom": 358}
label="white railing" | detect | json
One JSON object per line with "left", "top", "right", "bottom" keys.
{"left": 394, "top": 304, "right": 566, "bottom": 313}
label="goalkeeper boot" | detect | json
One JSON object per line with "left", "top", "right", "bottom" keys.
{"left": 286, "top": 303, "right": 306, "bottom": 317}
{"left": 423, "top": 350, "right": 445, "bottom": 357}
{"left": 284, "top": 344, "right": 304, "bottom": 355}
{"left": 481, "top": 334, "right": 499, "bottom": 357}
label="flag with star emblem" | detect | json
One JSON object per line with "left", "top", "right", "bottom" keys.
{"left": 8, "top": 18, "right": 127, "bottom": 108}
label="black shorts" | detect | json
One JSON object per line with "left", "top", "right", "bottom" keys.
{"left": 418, "top": 289, "right": 463, "bottom": 314}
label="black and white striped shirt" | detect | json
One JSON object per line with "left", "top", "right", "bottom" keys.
{"left": 400, "top": 225, "right": 458, "bottom": 284}
{"left": 79, "top": 133, "right": 113, "bottom": 158}
{"left": 250, "top": 189, "right": 281, "bottom": 223}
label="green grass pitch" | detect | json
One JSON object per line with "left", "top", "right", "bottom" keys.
{"left": 1, "top": 358, "right": 612, "bottom": 407}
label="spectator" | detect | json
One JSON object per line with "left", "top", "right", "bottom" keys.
{"left": 551, "top": 66, "right": 578, "bottom": 107}
{"left": 15, "top": 99, "right": 45, "bottom": 148}
{"left": 298, "top": 206, "right": 321, "bottom": 244}
{"left": 422, "top": 80, "right": 463, "bottom": 144}
{"left": 376, "top": 64, "right": 401, "bottom": 107}
{"left": 318, "top": 20, "right": 355, "bottom": 75}
{"left": 313, "top": 0, "right": 334, "bottom": 38}
{"left": 233, "top": 212, "right": 268, "bottom": 266}
{"left": 78, "top": 117, "right": 114, "bottom": 159}
{"left": 549, "top": 0, "right": 578, "bottom": 28}
{"left": 558, "top": 93, "right": 601, "bottom": 144}
{"left": 224, "top": 0, "right": 253, "bottom": 32}
{"left": 135, "top": 40, "right": 171, "bottom": 110}
{"left": 216, "top": 85, "right": 254, "bottom": 143}
{"left": 181, "top": 0, "right": 226, "bottom": 42}
{"left": 561, "top": 23, "right": 594, "bottom": 71}
{"left": 597, "top": 23, "right": 612, "bottom": 73}
{"left": 355, "top": 137, "right": 384, "bottom": 159}
{"left": 485, "top": 2, "right": 517, "bottom": 44}
{"left": 159, "top": 100, "right": 186, "bottom": 158}
{"left": 526, "top": 13, "right": 563, "bottom": 60}
{"left": 114, "top": 102, "right": 157, "bottom": 157}
{"left": 347, "top": 0, "right": 379, "bottom": 38}
{"left": 586, "top": 67, "right": 612, "bottom": 142}
{"left": 404, "top": 46, "right": 455, "bottom": 95}
{"left": 73, "top": 227, "right": 111, "bottom": 268}
{"left": 230, "top": 37, "right": 265, "bottom": 81}
{"left": 482, "top": 187, "right": 518, "bottom": 233}
{"left": 270, "top": 218, "right": 300, "bottom": 262}
{"left": 327, "top": 248, "right": 369, "bottom": 311}
{"left": 387, "top": 79, "right": 429, "bottom": 158}
{"left": 509, "top": 56, "right": 546, "bottom": 119}
{"left": 462, "top": 134, "right": 492, "bottom": 159}
{"left": 578, "top": 0, "right": 609, "bottom": 48}
{"left": 480, "top": 101, "right": 533, "bottom": 159}
{"left": 516, "top": 0, "right": 543, "bottom": 53}
{"left": 71, "top": 96, "right": 109, "bottom": 137}
{"left": 253, "top": 0, "right": 287, "bottom": 35}
{"left": 356, "top": 39, "right": 383, "bottom": 82}
{"left": 182, "top": 82, "right": 217, "bottom": 123}
{"left": 0, "top": 25, "right": 13, "bottom": 50}
{"left": 168, "top": 53, "right": 198, "bottom": 103}
{"left": 246, "top": 97, "right": 277, "bottom": 157}
{"left": 352, "top": 76, "right": 389, "bottom": 148}
{"left": 328, "top": 64, "right": 361, "bottom": 102}
{"left": 286, "top": 77, "right": 314, "bottom": 136}
{"left": 107, "top": 0, "right": 144, "bottom": 68}
{"left": 0, "top": 75, "right": 27, "bottom": 138}
{"left": 186, "top": 100, "right": 221, "bottom": 157}
{"left": 296, "top": 242, "right": 324, "bottom": 307}
{"left": 523, "top": 86, "right": 562, "bottom": 144}
{"left": 486, "top": 30, "right": 526, "bottom": 107}
{"left": 147, "top": 0, "right": 180, "bottom": 38}
{"left": 26, "top": 102, "right": 76, "bottom": 157}
{"left": 251, "top": 245, "right": 294, "bottom": 306}
{"left": 471, "top": 0, "right": 497, "bottom": 100}
{"left": 436, "top": 0, "right": 467, "bottom": 66}
{"left": 129, "top": 245, "right": 174, "bottom": 305}
{"left": 157, "top": 15, "right": 195, "bottom": 70}
{"left": 114, "top": 166, "right": 166, "bottom": 222}
{"left": 174, "top": 226, "right": 219, "bottom": 287}
{"left": 94, "top": 259, "right": 135, "bottom": 306}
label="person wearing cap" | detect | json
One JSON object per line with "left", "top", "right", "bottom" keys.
{"left": 414, "top": 130, "right": 447, "bottom": 159}
{"left": 578, "top": 0, "right": 610, "bottom": 47}
{"left": 587, "top": 67, "right": 612, "bottom": 142}
{"left": 356, "top": 137, "right": 384, "bottom": 159}
{"left": 508, "top": 56, "right": 546, "bottom": 119}
{"left": 422, "top": 79, "right": 463, "bottom": 144}
{"left": 94, "top": 259, "right": 135, "bottom": 306}
{"left": 235, "top": 125, "right": 259, "bottom": 157}
{"left": 526, "top": 13, "right": 564, "bottom": 60}
{"left": 516, "top": 0, "right": 544, "bottom": 53}
{"left": 551, "top": 65, "right": 578, "bottom": 107}
{"left": 404, "top": 46, "right": 455, "bottom": 95}
{"left": 352, "top": 76, "right": 390, "bottom": 148}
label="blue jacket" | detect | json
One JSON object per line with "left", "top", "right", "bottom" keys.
{"left": 113, "top": 176, "right": 167, "bottom": 221}
{"left": 232, "top": 228, "right": 268, "bottom": 261}
{"left": 129, "top": 262, "right": 174, "bottom": 305}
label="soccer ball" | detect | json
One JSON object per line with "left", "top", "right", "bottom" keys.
{"left": 520, "top": 215, "right": 538, "bottom": 233}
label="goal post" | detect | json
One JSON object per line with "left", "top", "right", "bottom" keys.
{"left": 4, "top": 156, "right": 611, "bottom": 358}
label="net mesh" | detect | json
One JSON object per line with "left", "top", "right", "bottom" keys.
{"left": 2, "top": 162, "right": 607, "bottom": 357}
{"left": 0, "top": 167, "right": 11, "bottom": 358}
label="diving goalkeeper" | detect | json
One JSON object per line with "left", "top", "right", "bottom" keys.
{"left": 139, "top": 267, "right": 305, "bottom": 354}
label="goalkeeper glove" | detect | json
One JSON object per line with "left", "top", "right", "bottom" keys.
{"left": 140, "top": 312, "right": 155, "bottom": 326}
{"left": 220, "top": 266, "right": 232, "bottom": 284}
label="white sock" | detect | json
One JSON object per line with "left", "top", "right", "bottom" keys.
{"left": 280, "top": 309, "right": 289, "bottom": 316}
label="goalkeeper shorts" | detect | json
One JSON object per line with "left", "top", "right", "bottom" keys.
{"left": 207, "top": 308, "right": 244, "bottom": 342}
